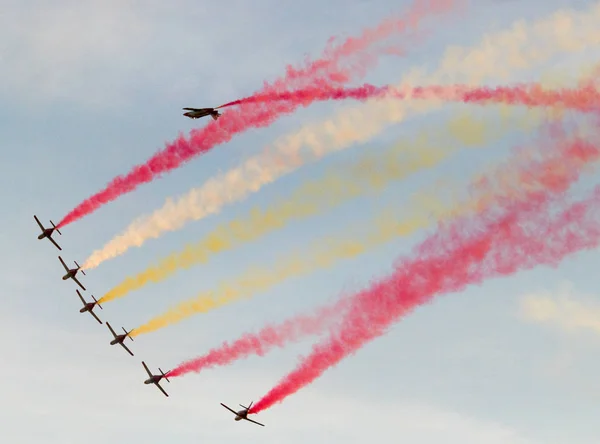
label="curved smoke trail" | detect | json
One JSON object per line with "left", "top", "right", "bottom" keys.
{"left": 57, "top": 0, "right": 458, "bottom": 229}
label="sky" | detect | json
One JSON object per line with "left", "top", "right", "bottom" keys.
{"left": 2, "top": 0, "right": 600, "bottom": 443}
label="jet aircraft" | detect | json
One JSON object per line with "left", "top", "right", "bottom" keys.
{"left": 220, "top": 401, "right": 265, "bottom": 427}
{"left": 182, "top": 107, "right": 221, "bottom": 120}
{"left": 34, "top": 215, "right": 62, "bottom": 250}
{"left": 142, "top": 361, "right": 170, "bottom": 397}
{"left": 75, "top": 289, "right": 103, "bottom": 324}
{"left": 106, "top": 322, "right": 134, "bottom": 356}
{"left": 58, "top": 256, "right": 86, "bottom": 291}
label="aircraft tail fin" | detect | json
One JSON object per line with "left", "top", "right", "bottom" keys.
{"left": 75, "top": 261, "right": 86, "bottom": 275}
{"left": 123, "top": 327, "right": 134, "bottom": 341}
{"left": 240, "top": 401, "right": 252, "bottom": 410}
{"left": 160, "top": 368, "right": 170, "bottom": 382}
{"left": 92, "top": 295, "right": 103, "bottom": 309}
{"left": 50, "top": 220, "right": 61, "bottom": 235}
{"left": 211, "top": 112, "right": 219, "bottom": 120}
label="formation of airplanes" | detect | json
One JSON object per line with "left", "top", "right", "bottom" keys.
{"left": 35, "top": 214, "right": 266, "bottom": 426}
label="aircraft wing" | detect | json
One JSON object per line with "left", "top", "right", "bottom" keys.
{"left": 142, "top": 361, "right": 153, "bottom": 378}
{"left": 88, "top": 309, "right": 103, "bottom": 324}
{"left": 106, "top": 322, "right": 118, "bottom": 338}
{"left": 182, "top": 108, "right": 199, "bottom": 111}
{"left": 58, "top": 256, "right": 69, "bottom": 272}
{"left": 34, "top": 215, "right": 44, "bottom": 231}
{"left": 48, "top": 236, "right": 62, "bottom": 251}
{"left": 244, "top": 417, "right": 265, "bottom": 427}
{"left": 71, "top": 275, "right": 86, "bottom": 291}
{"left": 155, "top": 382, "right": 169, "bottom": 397}
{"left": 119, "top": 342, "right": 134, "bottom": 356}
{"left": 220, "top": 403, "right": 239, "bottom": 415}
{"left": 76, "top": 289, "right": 86, "bottom": 305}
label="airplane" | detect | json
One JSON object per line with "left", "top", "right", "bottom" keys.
{"left": 58, "top": 256, "right": 86, "bottom": 291}
{"left": 75, "top": 289, "right": 103, "bottom": 324}
{"left": 142, "top": 361, "right": 170, "bottom": 397}
{"left": 220, "top": 401, "right": 265, "bottom": 427}
{"left": 182, "top": 107, "right": 221, "bottom": 120}
{"left": 106, "top": 322, "right": 134, "bottom": 356}
{"left": 34, "top": 215, "right": 62, "bottom": 250}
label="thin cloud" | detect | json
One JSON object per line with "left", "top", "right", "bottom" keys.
{"left": 0, "top": 0, "right": 155, "bottom": 106}
{"left": 519, "top": 282, "right": 600, "bottom": 335}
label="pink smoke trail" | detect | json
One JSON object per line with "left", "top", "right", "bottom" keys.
{"left": 249, "top": 136, "right": 600, "bottom": 413}
{"left": 166, "top": 123, "right": 599, "bottom": 384}
{"left": 57, "top": 0, "right": 458, "bottom": 228}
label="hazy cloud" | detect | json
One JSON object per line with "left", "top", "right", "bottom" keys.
{"left": 519, "top": 282, "right": 600, "bottom": 335}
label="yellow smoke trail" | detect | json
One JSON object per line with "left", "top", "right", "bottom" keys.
{"left": 98, "top": 137, "right": 452, "bottom": 303}
{"left": 99, "top": 110, "right": 535, "bottom": 304}
{"left": 133, "top": 190, "right": 498, "bottom": 335}
{"left": 130, "top": 211, "right": 432, "bottom": 336}
{"left": 127, "top": 188, "right": 512, "bottom": 336}
{"left": 131, "top": 119, "right": 584, "bottom": 336}
{"left": 81, "top": 2, "right": 600, "bottom": 270}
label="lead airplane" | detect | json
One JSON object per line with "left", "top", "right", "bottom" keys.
{"left": 142, "top": 361, "right": 170, "bottom": 397}
{"left": 106, "top": 322, "right": 134, "bottom": 356}
{"left": 220, "top": 401, "right": 265, "bottom": 427}
{"left": 58, "top": 256, "right": 86, "bottom": 291}
{"left": 182, "top": 107, "right": 221, "bottom": 120}
{"left": 34, "top": 215, "right": 62, "bottom": 250}
{"left": 75, "top": 289, "right": 103, "bottom": 324}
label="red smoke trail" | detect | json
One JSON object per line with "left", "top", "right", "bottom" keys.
{"left": 248, "top": 138, "right": 600, "bottom": 413}
{"left": 166, "top": 298, "right": 351, "bottom": 378}
{"left": 457, "top": 83, "right": 600, "bottom": 112}
{"left": 218, "top": 83, "right": 600, "bottom": 113}
{"left": 56, "top": 0, "right": 458, "bottom": 229}
{"left": 166, "top": 124, "right": 599, "bottom": 381}
{"left": 216, "top": 84, "right": 392, "bottom": 108}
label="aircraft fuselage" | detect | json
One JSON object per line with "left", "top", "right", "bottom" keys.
{"left": 79, "top": 303, "right": 94, "bottom": 313}
{"left": 184, "top": 111, "right": 210, "bottom": 119}
{"left": 144, "top": 375, "right": 162, "bottom": 384}
{"left": 110, "top": 336, "right": 125, "bottom": 345}
{"left": 62, "top": 268, "right": 78, "bottom": 280}
{"left": 38, "top": 229, "right": 53, "bottom": 239}
{"left": 182, "top": 108, "right": 220, "bottom": 120}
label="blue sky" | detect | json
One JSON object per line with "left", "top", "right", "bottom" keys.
{"left": 2, "top": 1, "right": 600, "bottom": 443}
